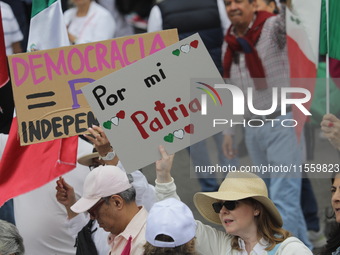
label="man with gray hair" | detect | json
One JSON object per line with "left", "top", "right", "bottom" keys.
{"left": 0, "top": 219, "right": 25, "bottom": 255}
{"left": 71, "top": 165, "right": 147, "bottom": 255}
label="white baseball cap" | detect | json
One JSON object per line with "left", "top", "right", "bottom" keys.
{"left": 145, "top": 198, "right": 197, "bottom": 248}
{"left": 71, "top": 165, "right": 132, "bottom": 213}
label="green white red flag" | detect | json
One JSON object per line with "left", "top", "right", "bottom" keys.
{"left": 27, "top": 0, "right": 69, "bottom": 51}
{"left": 286, "top": 0, "right": 321, "bottom": 139}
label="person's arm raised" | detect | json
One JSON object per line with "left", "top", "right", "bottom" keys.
{"left": 154, "top": 145, "right": 180, "bottom": 201}
{"left": 84, "top": 125, "right": 119, "bottom": 166}
{"left": 55, "top": 177, "right": 78, "bottom": 219}
{"left": 155, "top": 145, "right": 174, "bottom": 183}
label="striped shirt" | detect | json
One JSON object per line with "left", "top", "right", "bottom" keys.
{"left": 0, "top": 1, "right": 23, "bottom": 55}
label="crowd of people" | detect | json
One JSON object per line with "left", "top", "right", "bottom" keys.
{"left": 1, "top": 0, "right": 340, "bottom": 254}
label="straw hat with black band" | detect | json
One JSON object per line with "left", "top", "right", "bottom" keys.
{"left": 78, "top": 147, "right": 116, "bottom": 166}
{"left": 193, "top": 171, "right": 283, "bottom": 227}
{"left": 77, "top": 148, "right": 100, "bottom": 166}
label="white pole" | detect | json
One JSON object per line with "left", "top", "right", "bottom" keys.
{"left": 326, "top": 0, "right": 330, "bottom": 114}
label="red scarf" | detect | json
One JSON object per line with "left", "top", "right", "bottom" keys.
{"left": 223, "top": 11, "right": 275, "bottom": 90}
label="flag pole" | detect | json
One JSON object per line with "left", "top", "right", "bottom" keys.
{"left": 326, "top": 0, "right": 330, "bottom": 114}
{"left": 0, "top": 8, "right": 9, "bottom": 88}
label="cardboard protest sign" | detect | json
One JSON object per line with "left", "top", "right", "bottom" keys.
{"left": 82, "top": 33, "right": 240, "bottom": 172}
{"left": 8, "top": 29, "right": 178, "bottom": 145}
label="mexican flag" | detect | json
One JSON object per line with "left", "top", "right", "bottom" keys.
{"left": 27, "top": 0, "right": 69, "bottom": 51}
{"left": 319, "top": 0, "right": 340, "bottom": 60}
{"left": 319, "top": 0, "right": 340, "bottom": 88}
{"left": 286, "top": 1, "right": 321, "bottom": 78}
{"left": 318, "top": 0, "right": 340, "bottom": 115}
{"left": 286, "top": 0, "right": 321, "bottom": 139}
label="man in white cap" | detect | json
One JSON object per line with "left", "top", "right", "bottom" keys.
{"left": 56, "top": 125, "right": 156, "bottom": 255}
{"left": 71, "top": 165, "right": 148, "bottom": 255}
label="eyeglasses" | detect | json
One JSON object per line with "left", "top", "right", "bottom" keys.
{"left": 88, "top": 198, "right": 106, "bottom": 218}
{"left": 212, "top": 200, "right": 239, "bottom": 213}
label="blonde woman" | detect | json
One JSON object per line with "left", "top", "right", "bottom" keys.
{"left": 155, "top": 146, "right": 312, "bottom": 255}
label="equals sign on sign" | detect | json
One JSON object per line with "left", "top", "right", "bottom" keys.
{"left": 26, "top": 91, "right": 56, "bottom": 110}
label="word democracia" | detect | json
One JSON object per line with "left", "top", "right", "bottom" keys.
{"left": 11, "top": 34, "right": 166, "bottom": 86}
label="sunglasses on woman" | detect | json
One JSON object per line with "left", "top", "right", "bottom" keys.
{"left": 212, "top": 200, "right": 239, "bottom": 213}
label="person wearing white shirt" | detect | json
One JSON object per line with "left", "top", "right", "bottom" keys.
{"left": 56, "top": 126, "right": 156, "bottom": 255}
{"left": 147, "top": 0, "right": 238, "bottom": 193}
{"left": 13, "top": 138, "right": 92, "bottom": 255}
{"left": 97, "top": 0, "right": 134, "bottom": 37}
{"left": 154, "top": 146, "right": 313, "bottom": 255}
{"left": 0, "top": 1, "right": 23, "bottom": 55}
{"left": 64, "top": 0, "right": 116, "bottom": 45}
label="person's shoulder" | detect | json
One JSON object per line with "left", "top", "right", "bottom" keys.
{"left": 92, "top": 2, "right": 115, "bottom": 24}
{"left": 278, "top": 237, "right": 313, "bottom": 254}
{"left": 137, "top": 206, "right": 149, "bottom": 220}
{"left": 195, "top": 220, "right": 232, "bottom": 254}
{"left": 63, "top": 7, "right": 76, "bottom": 18}
{"left": 281, "top": 236, "right": 306, "bottom": 246}
{"left": 0, "top": 1, "right": 13, "bottom": 17}
{"left": 195, "top": 220, "right": 231, "bottom": 240}
{"left": 262, "top": 13, "right": 278, "bottom": 27}
{"left": 0, "top": 1, "right": 10, "bottom": 11}
{"left": 92, "top": 1, "right": 113, "bottom": 16}
{"left": 260, "top": 13, "right": 282, "bottom": 38}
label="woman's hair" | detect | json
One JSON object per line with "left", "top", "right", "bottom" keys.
{"left": 319, "top": 222, "right": 340, "bottom": 255}
{"left": 230, "top": 198, "right": 291, "bottom": 251}
{"left": 331, "top": 173, "right": 340, "bottom": 185}
{"left": 143, "top": 235, "right": 197, "bottom": 255}
{"left": 0, "top": 219, "right": 25, "bottom": 255}
{"left": 319, "top": 175, "right": 340, "bottom": 255}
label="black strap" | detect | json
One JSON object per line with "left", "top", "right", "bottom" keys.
{"left": 75, "top": 219, "right": 98, "bottom": 255}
